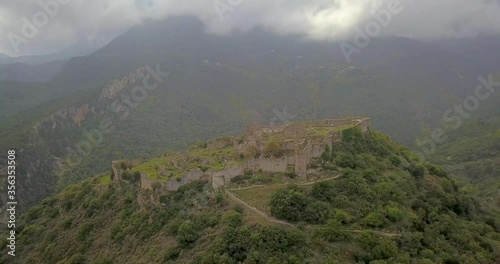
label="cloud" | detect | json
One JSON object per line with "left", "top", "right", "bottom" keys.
{"left": 0, "top": 0, "right": 499, "bottom": 56}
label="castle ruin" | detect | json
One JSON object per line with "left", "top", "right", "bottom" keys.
{"left": 112, "top": 117, "right": 371, "bottom": 193}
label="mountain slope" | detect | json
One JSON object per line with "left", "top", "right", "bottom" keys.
{"left": 2, "top": 127, "right": 499, "bottom": 264}
{"left": 429, "top": 115, "right": 500, "bottom": 217}
{"left": 2, "top": 15, "right": 500, "bottom": 222}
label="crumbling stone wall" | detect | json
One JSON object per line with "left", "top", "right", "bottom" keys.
{"left": 165, "top": 169, "right": 204, "bottom": 191}
{"left": 310, "top": 143, "right": 325, "bottom": 159}
{"left": 357, "top": 118, "right": 371, "bottom": 132}
{"left": 140, "top": 172, "right": 155, "bottom": 190}
{"left": 294, "top": 143, "right": 311, "bottom": 179}
{"left": 114, "top": 117, "right": 372, "bottom": 190}
{"left": 210, "top": 165, "right": 244, "bottom": 189}
{"left": 111, "top": 160, "right": 123, "bottom": 181}
{"left": 212, "top": 175, "right": 225, "bottom": 189}
{"left": 246, "top": 157, "right": 288, "bottom": 173}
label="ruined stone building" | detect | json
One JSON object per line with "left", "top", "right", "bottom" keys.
{"left": 112, "top": 117, "right": 371, "bottom": 194}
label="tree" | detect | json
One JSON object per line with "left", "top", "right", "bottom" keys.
{"left": 270, "top": 186, "right": 308, "bottom": 221}
{"left": 177, "top": 221, "right": 199, "bottom": 247}
{"left": 244, "top": 145, "right": 259, "bottom": 159}
{"left": 304, "top": 201, "right": 331, "bottom": 224}
{"left": 364, "top": 211, "right": 387, "bottom": 227}
{"left": 315, "top": 220, "right": 351, "bottom": 242}
{"left": 263, "top": 141, "right": 281, "bottom": 157}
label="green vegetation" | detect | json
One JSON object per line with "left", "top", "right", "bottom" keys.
{"left": 0, "top": 61, "right": 424, "bottom": 217}
{"left": 429, "top": 116, "right": 500, "bottom": 219}
{"left": 261, "top": 128, "right": 500, "bottom": 263}
{"left": 1, "top": 128, "right": 499, "bottom": 263}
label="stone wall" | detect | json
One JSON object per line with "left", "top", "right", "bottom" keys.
{"left": 212, "top": 175, "right": 225, "bottom": 189}
{"left": 283, "top": 123, "right": 306, "bottom": 138}
{"left": 357, "top": 118, "right": 371, "bottom": 132}
{"left": 114, "top": 117, "right": 372, "bottom": 191}
{"left": 310, "top": 143, "right": 325, "bottom": 159}
{"left": 111, "top": 160, "right": 123, "bottom": 181}
{"left": 165, "top": 169, "right": 204, "bottom": 191}
{"left": 294, "top": 143, "right": 310, "bottom": 178}
{"left": 246, "top": 157, "right": 288, "bottom": 173}
{"left": 210, "top": 165, "right": 244, "bottom": 189}
{"left": 140, "top": 172, "right": 155, "bottom": 190}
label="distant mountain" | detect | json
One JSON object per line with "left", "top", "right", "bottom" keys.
{"left": 0, "top": 39, "right": 103, "bottom": 66}
{"left": 0, "top": 60, "right": 66, "bottom": 82}
{"left": 1, "top": 15, "right": 500, "bottom": 221}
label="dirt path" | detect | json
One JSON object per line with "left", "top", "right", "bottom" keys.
{"left": 225, "top": 190, "right": 294, "bottom": 227}
{"left": 225, "top": 173, "right": 401, "bottom": 237}
{"left": 228, "top": 174, "right": 342, "bottom": 192}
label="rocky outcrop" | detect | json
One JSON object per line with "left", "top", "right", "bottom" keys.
{"left": 99, "top": 67, "right": 147, "bottom": 100}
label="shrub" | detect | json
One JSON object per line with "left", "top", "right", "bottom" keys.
{"left": 77, "top": 223, "right": 94, "bottom": 241}
{"left": 270, "top": 186, "right": 308, "bottom": 221}
{"left": 315, "top": 220, "right": 352, "bottom": 242}
{"left": 333, "top": 209, "right": 352, "bottom": 224}
{"left": 163, "top": 246, "right": 181, "bottom": 261}
{"left": 245, "top": 145, "right": 260, "bottom": 159}
{"left": 286, "top": 171, "right": 297, "bottom": 179}
{"left": 304, "top": 201, "right": 331, "bottom": 224}
{"left": 386, "top": 206, "right": 404, "bottom": 222}
{"left": 177, "top": 221, "right": 199, "bottom": 247}
{"left": 263, "top": 141, "right": 282, "bottom": 157}
{"left": 425, "top": 163, "right": 447, "bottom": 177}
{"left": 67, "top": 253, "right": 85, "bottom": 264}
{"left": 223, "top": 211, "right": 243, "bottom": 227}
{"left": 231, "top": 174, "right": 253, "bottom": 184}
{"left": 121, "top": 169, "right": 141, "bottom": 183}
{"left": 406, "top": 164, "right": 425, "bottom": 179}
{"left": 390, "top": 155, "right": 401, "bottom": 166}
{"left": 364, "top": 211, "right": 387, "bottom": 228}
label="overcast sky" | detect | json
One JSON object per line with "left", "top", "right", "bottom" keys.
{"left": 1, "top": 0, "right": 500, "bottom": 56}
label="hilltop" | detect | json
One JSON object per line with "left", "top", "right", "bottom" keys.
{"left": 2, "top": 122, "right": 499, "bottom": 264}
{"left": 111, "top": 118, "right": 370, "bottom": 193}
{"left": 3, "top": 17, "right": 500, "bottom": 223}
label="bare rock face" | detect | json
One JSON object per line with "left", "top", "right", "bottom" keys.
{"left": 99, "top": 68, "right": 147, "bottom": 100}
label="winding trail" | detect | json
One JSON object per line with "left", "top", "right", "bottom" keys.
{"left": 225, "top": 174, "right": 401, "bottom": 237}
{"left": 228, "top": 174, "right": 342, "bottom": 192}
{"left": 225, "top": 189, "right": 294, "bottom": 227}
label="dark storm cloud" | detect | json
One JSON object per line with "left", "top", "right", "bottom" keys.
{"left": 0, "top": 0, "right": 499, "bottom": 56}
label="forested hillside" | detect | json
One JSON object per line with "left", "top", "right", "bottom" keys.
{"left": 1, "top": 16, "right": 499, "bottom": 224}
{"left": 430, "top": 115, "right": 500, "bottom": 217}
{"left": 2, "top": 128, "right": 498, "bottom": 263}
